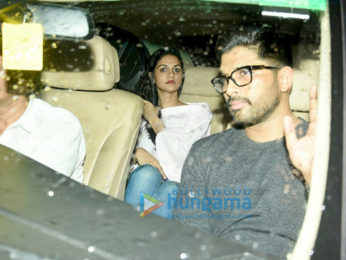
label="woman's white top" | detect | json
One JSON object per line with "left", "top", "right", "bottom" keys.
{"left": 135, "top": 102, "right": 212, "bottom": 182}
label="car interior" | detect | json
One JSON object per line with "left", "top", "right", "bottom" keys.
{"left": 2, "top": 1, "right": 343, "bottom": 259}
{"left": 37, "top": 33, "right": 319, "bottom": 201}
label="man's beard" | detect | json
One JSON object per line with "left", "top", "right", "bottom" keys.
{"left": 227, "top": 92, "right": 280, "bottom": 129}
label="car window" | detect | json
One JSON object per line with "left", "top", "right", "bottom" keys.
{"left": 0, "top": 0, "right": 340, "bottom": 259}
{"left": 76, "top": 1, "right": 331, "bottom": 258}
{"left": 53, "top": 1, "right": 330, "bottom": 257}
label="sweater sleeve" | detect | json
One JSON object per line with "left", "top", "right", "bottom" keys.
{"left": 155, "top": 103, "right": 212, "bottom": 182}
{"left": 172, "top": 142, "right": 212, "bottom": 233}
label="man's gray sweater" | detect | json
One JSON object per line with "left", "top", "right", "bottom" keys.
{"left": 172, "top": 120, "right": 308, "bottom": 258}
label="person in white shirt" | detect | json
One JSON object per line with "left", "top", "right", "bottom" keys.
{"left": 0, "top": 56, "right": 86, "bottom": 183}
{"left": 125, "top": 48, "right": 212, "bottom": 218}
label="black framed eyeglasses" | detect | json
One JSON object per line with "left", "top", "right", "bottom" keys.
{"left": 211, "top": 65, "right": 281, "bottom": 94}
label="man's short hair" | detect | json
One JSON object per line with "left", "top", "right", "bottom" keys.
{"left": 216, "top": 23, "right": 293, "bottom": 67}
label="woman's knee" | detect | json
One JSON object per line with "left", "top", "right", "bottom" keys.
{"left": 125, "top": 165, "right": 162, "bottom": 205}
{"left": 126, "top": 164, "right": 162, "bottom": 191}
{"left": 130, "top": 164, "right": 162, "bottom": 182}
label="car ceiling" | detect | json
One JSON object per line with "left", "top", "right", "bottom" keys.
{"left": 44, "top": 0, "right": 321, "bottom": 47}
{"left": 36, "top": 0, "right": 321, "bottom": 66}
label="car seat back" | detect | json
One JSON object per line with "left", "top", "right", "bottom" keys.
{"left": 180, "top": 66, "right": 228, "bottom": 134}
{"left": 290, "top": 58, "right": 320, "bottom": 121}
{"left": 40, "top": 35, "right": 143, "bottom": 200}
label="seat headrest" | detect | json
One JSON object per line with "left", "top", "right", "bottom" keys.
{"left": 41, "top": 35, "right": 120, "bottom": 91}
{"left": 182, "top": 66, "right": 219, "bottom": 97}
{"left": 290, "top": 59, "right": 320, "bottom": 111}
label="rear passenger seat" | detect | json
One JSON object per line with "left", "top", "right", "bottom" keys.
{"left": 290, "top": 58, "right": 320, "bottom": 121}
{"left": 180, "top": 66, "right": 227, "bottom": 134}
{"left": 40, "top": 35, "right": 143, "bottom": 201}
{"left": 180, "top": 58, "right": 319, "bottom": 134}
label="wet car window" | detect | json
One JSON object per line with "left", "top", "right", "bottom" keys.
{"left": 0, "top": 0, "right": 340, "bottom": 259}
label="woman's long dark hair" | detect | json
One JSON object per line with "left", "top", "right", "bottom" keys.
{"left": 137, "top": 48, "right": 185, "bottom": 143}
{"left": 137, "top": 47, "right": 185, "bottom": 106}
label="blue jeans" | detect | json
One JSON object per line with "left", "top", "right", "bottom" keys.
{"left": 125, "top": 164, "right": 179, "bottom": 219}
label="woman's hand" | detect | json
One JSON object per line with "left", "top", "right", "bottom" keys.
{"left": 135, "top": 147, "right": 167, "bottom": 179}
{"left": 143, "top": 100, "right": 164, "bottom": 134}
{"left": 143, "top": 100, "right": 159, "bottom": 122}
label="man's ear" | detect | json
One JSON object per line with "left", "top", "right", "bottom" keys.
{"left": 278, "top": 66, "right": 293, "bottom": 93}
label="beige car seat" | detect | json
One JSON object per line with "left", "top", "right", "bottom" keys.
{"left": 180, "top": 66, "right": 228, "bottom": 134}
{"left": 181, "top": 59, "right": 319, "bottom": 134}
{"left": 40, "top": 35, "right": 143, "bottom": 201}
{"left": 290, "top": 59, "right": 320, "bottom": 121}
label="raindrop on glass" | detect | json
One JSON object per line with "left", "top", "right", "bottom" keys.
{"left": 97, "top": 209, "right": 105, "bottom": 215}
{"left": 150, "top": 231, "right": 158, "bottom": 238}
{"left": 180, "top": 252, "right": 189, "bottom": 259}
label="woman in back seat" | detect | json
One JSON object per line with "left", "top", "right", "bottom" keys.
{"left": 125, "top": 48, "right": 212, "bottom": 218}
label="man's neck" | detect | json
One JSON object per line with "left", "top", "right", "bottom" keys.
{"left": 0, "top": 94, "right": 29, "bottom": 134}
{"left": 244, "top": 111, "right": 300, "bottom": 143}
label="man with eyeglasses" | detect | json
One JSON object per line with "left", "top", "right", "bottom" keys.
{"left": 172, "top": 24, "right": 316, "bottom": 258}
